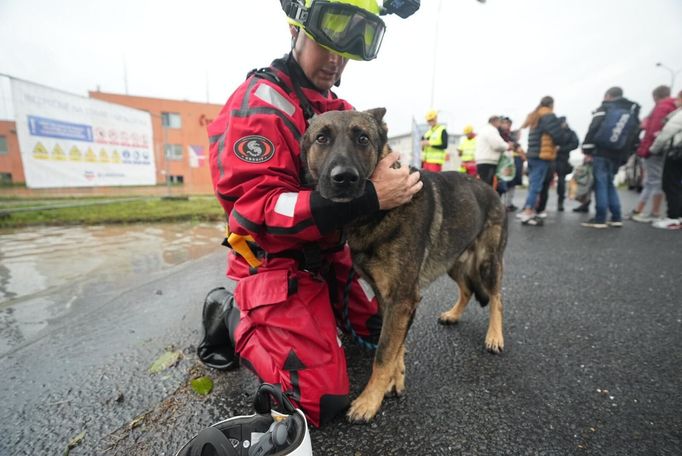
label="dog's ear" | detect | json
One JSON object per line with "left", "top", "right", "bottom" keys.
{"left": 365, "top": 107, "right": 387, "bottom": 125}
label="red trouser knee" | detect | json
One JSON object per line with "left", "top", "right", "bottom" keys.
{"left": 230, "top": 248, "right": 380, "bottom": 427}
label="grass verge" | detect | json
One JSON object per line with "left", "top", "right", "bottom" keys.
{"left": 0, "top": 196, "right": 225, "bottom": 229}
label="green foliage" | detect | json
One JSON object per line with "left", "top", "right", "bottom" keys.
{"left": 190, "top": 376, "right": 214, "bottom": 396}
{"left": 148, "top": 350, "right": 183, "bottom": 374}
{"left": 0, "top": 196, "right": 224, "bottom": 229}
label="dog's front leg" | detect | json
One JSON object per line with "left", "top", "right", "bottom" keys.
{"left": 347, "top": 302, "right": 413, "bottom": 423}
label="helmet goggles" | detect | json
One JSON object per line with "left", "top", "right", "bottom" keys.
{"left": 302, "top": 1, "right": 386, "bottom": 61}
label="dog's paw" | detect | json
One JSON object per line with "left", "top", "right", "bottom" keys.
{"left": 437, "top": 311, "right": 460, "bottom": 325}
{"left": 384, "top": 380, "right": 405, "bottom": 398}
{"left": 484, "top": 335, "right": 504, "bottom": 354}
{"left": 347, "top": 393, "right": 383, "bottom": 423}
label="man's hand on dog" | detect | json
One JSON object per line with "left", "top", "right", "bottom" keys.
{"left": 371, "top": 151, "right": 423, "bottom": 210}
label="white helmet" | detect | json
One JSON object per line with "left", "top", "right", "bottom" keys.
{"left": 176, "top": 384, "right": 312, "bottom": 456}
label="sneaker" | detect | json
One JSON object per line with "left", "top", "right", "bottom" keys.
{"left": 506, "top": 204, "right": 518, "bottom": 212}
{"left": 581, "top": 219, "right": 608, "bottom": 229}
{"left": 536, "top": 211, "right": 548, "bottom": 219}
{"left": 607, "top": 220, "right": 623, "bottom": 227}
{"left": 652, "top": 217, "right": 682, "bottom": 230}
{"left": 557, "top": 202, "right": 564, "bottom": 212}
{"left": 573, "top": 204, "right": 589, "bottom": 213}
{"left": 631, "top": 213, "right": 653, "bottom": 223}
{"left": 521, "top": 215, "right": 544, "bottom": 226}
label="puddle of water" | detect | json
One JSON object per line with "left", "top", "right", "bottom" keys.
{"left": 0, "top": 222, "right": 224, "bottom": 355}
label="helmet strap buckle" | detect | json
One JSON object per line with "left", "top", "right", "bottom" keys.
{"left": 282, "top": 0, "right": 309, "bottom": 23}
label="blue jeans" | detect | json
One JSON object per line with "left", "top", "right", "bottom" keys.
{"left": 592, "top": 156, "right": 622, "bottom": 223}
{"left": 524, "top": 158, "right": 549, "bottom": 211}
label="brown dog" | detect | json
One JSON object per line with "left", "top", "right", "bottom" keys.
{"left": 301, "top": 108, "right": 508, "bottom": 422}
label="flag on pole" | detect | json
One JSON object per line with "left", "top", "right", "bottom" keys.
{"left": 188, "top": 145, "right": 206, "bottom": 168}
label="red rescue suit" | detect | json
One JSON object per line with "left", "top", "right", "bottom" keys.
{"left": 207, "top": 55, "right": 381, "bottom": 427}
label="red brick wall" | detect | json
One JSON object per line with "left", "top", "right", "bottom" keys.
{"left": 0, "top": 120, "right": 25, "bottom": 184}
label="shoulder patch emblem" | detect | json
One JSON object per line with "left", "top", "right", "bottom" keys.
{"left": 233, "top": 136, "right": 275, "bottom": 163}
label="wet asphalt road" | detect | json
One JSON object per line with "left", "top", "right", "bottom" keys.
{"left": 0, "top": 190, "right": 680, "bottom": 455}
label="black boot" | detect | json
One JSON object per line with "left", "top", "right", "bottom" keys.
{"left": 557, "top": 199, "right": 564, "bottom": 212}
{"left": 197, "top": 287, "right": 240, "bottom": 371}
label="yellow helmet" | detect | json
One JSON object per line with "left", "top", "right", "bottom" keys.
{"left": 425, "top": 110, "right": 438, "bottom": 121}
{"left": 283, "top": 0, "right": 384, "bottom": 61}
{"left": 463, "top": 124, "right": 474, "bottom": 135}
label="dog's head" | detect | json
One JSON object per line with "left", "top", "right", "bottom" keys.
{"left": 301, "top": 108, "right": 389, "bottom": 202}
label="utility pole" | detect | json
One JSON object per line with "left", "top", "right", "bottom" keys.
{"left": 429, "top": 0, "right": 443, "bottom": 109}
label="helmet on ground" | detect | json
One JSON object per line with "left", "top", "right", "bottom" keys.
{"left": 281, "top": 0, "right": 385, "bottom": 61}
{"left": 425, "top": 109, "right": 438, "bottom": 121}
{"left": 176, "top": 383, "right": 313, "bottom": 456}
{"left": 463, "top": 124, "right": 474, "bottom": 134}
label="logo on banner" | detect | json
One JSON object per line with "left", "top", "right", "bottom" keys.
{"left": 33, "top": 142, "right": 49, "bottom": 159}
{"left": 53, "top": 144, "right": 67, "bottom": 161}
{"left": 233, "top": 135, "right": 275, "bottom": 164}
{"left": 69, "top": 145, "right": 82, "bottom": 161}
{"left": 85, "top": 148, "right": 97, "bottom": 162}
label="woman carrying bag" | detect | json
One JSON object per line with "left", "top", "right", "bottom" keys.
{"left": 517, "top": 96, "right": 567, "bottom": 226}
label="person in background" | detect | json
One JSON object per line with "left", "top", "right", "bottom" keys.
{"left": 421, "top": 110, "right": 448, "bottom": 172}
{"left": 650, "top": 89, "right": 682, "bottom": 230}
{"left": 630, "top": 85, "right": 677, "bottom": 223}
{"left": 518, "top": 96, "right": 567, "bottom": 226}
{"left": 475, "top": 115, "right": 511, "bottom": 187}
{"left": 536, "top": 116, "right": 579, "bottom": 214}
{"left": 457, "top": 124, "right": 478, "bottom": 176}
{"left": 501, "top": 117, "right": 526, "bottom": 211}
{"left": 581, "top": 86, "right": 641, "bottom": 228}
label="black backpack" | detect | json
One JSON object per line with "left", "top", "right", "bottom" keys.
{"left": 592, "top": 103, "right": 639, "bottom": 151}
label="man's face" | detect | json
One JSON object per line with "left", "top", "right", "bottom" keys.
{"left": 500, "top": 120, "right": 511, "bottom": 131}
{"left": 292, "top": 29, "right": 349, "bottom": 91}
{"left": 675, "top": 95, "right": 682, "bottom": 108}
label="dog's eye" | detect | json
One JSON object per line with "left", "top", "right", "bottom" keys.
{"left": 315, "top": 134, "right": 329, "bottom": 144}
{"left": 357, "top": 134, "right": 369, "bottom": 145}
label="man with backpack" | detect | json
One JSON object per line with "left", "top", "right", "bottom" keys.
{"left": 581, "top": 86, "right": 641, "bottom": 228}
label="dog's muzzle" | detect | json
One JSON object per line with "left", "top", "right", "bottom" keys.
{"left": 321, "top": 164, "right": 364, "bottom": 202}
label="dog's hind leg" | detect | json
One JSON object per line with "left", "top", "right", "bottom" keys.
{"left": 478, "top": 238, "right": 505, "bottom": 353}
{"left": 485, "top": 289, "right": 504, "bottom": 353}
{"left": 438, "top": 253, "right": 474, "bottom": 325}
{"left": 347, "top": 300, "right": 415, "bottom": 422}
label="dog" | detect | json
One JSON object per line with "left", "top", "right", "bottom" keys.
{"left": 301, "top": 108, "right": 508, "bottom": 423}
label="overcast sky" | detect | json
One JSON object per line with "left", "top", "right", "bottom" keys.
{"left": 1, "top": 0, "right": 681, "bottom": 142}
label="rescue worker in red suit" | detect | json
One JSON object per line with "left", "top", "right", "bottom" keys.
{"left": 198, "top": 0, "right": 422, "bottom": 428}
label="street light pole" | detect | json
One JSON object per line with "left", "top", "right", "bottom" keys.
{"left": 655, "top": 62, "right": 681, "bottom": 91}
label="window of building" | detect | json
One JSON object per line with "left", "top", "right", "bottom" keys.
{"left": 164, "top": 144, "right": 183, "bottom": 161}
{"left": 161, "top": 112, "right": 182, "bottom": 129}
{"left": 166, "top": 175, "right": 184, "bottom": 185}
{"left": 0, "top": 172, "right": 12, "bottom": 185}
{"left": 0, "top": 136, "right": 7, "bottom": 155}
